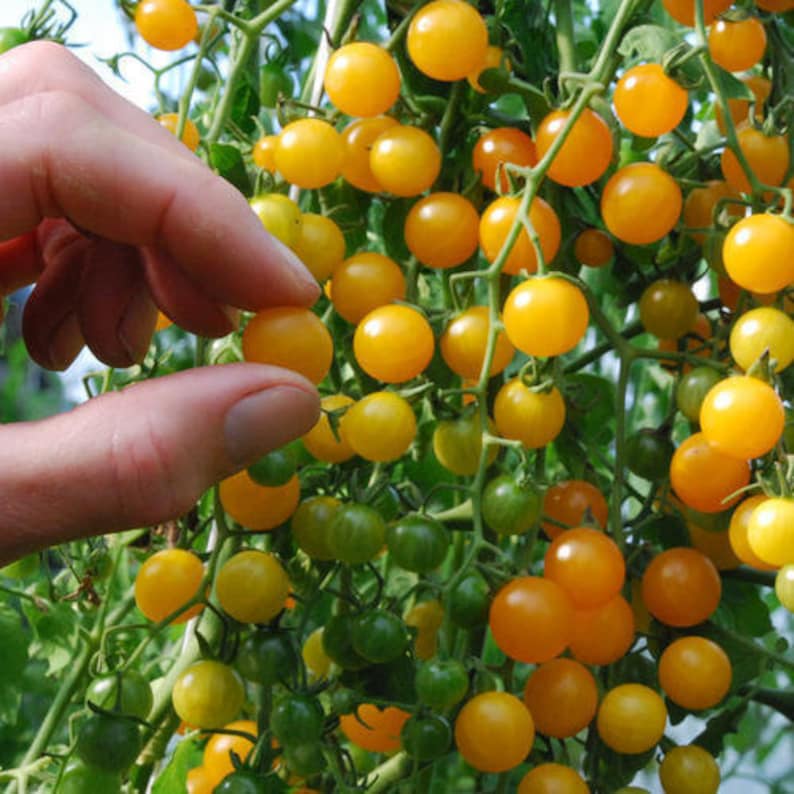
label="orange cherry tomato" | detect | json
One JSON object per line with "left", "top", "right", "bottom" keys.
{"left": 331, "top": 252, "right": 406, "bottom": 324}
{"left": 518, "top": 764, "right": 590, "bottom": 794}
{"left": 134, "top": 549, "right": 204, "bottom": 624}
{"left": 688, "top": 523, "right": 741, "bottom": 571}
{"left": 439, "top": 305, "right": 515, "bottom": 380}
{"left": 659, "top": 746, "right": 721, "bottom": 794}
{"left": 662, "top": 0, "right": 732, "bottom": 26}
{"left": 573, "top": 228, "right": 614, "bottom": 267}
{"left": 708, "top": 17, "right": 767, "bottom": 73}
{"left": 568, "top": 594, "right": 635, "bottom": 665}
{"left": 252, "top": 134, "right": 278, "bottom": 172}
{"left": 324, "top": 42, "right": 401, "bottom": 117}
{"left": 219, "top": 471, "right": 300, "bottom": 530}
{"left": 494, "top": 380, "right": 566, "bottom": 449}
{"left": 542, "top": 480, "right": 609, "bottom": 539}
{"left": 157, "top": 113, "right": 200, "bottom": 151}
{"left": 597, "top": 684, "right": 667, "bottom": 754}
{"left": 340, "top": 391, "right": 417, "bottom": 461}
{"left": 369, "top": 125, "right": 441, "bottom": 197}
{"left": 613, "top": 64, "right": 688, "bottom": 137}
{"left": 467, "top": 45, "right": 511, "bottom": 93}
{"left": 405, "top": 192, "right": 480, "bottom": 269}
{"left": 728, "top": 495, "right": 777, "bottom": 570}
{"left": 302, "top": 394, "right": 356, "bottom": 463}
{"left": 658, "top": 637, "right": 732, "bottom": 710}
{"left": 292, "top": 213, "right": 346, "bottom": 283}
{"left": 340, "top": 704, "right": 410, "bottom": 753}
{"left": 720, "top": 125, "right": 789, "bottom": 195}
{"left": 341, "top": 116, "right": 398, "bottom": 193}
{"left": 714, "top": 74, "right": 771, "bottom": 135}
{"left": 187, "top": 766, "right": 214, "bottom": 794}
{"left": 135, "top": 0, "right": 198, "bottom": 50}
{"left": 682, "top": 180, "right": 734, "bottom": 244}
{"left": 473, "top": 127, "right": 537, "bottom": 193}
{"left": 202, "top": 720, "right": 257, "bottom": 785}
{"left": 730, "top": 306, "right": 794, "bottom": 373}
{"left": 275, "top": 119, "right": 344, "bottom": 189}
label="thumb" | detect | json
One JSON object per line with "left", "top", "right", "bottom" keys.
{"left": 0, "top": 363, "right": 319, "bottom": 563}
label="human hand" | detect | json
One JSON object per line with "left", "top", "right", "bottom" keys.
{"left": 0, "top": 42, "right": 321, "bottom": 563}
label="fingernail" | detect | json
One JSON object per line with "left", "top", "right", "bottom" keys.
{"left": 48, "top": 313, "right": 84, "bottom": 370}
{"left": 224, "top": 385, "right": 320, "bottom": 466}
{"left": 270, "top": 237, "right": 321, "bottom": 303}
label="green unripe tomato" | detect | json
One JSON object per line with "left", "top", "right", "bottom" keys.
{"left": 481, "top": 475, "right": 542, "bottom": 535}
{"left": 75, "top": 714, "right": 142, "bottom": 773}
{"left": 247, "top": 445, "right": 297, "bottom": 487}
{"left": 85, "top": 671, "right": 153, "bottom": 720}
{"left": 415, "top": 659, "right": 469, "bottom": 709}
{"left": 400, "top": 714, "right": 452, "bottom": 761}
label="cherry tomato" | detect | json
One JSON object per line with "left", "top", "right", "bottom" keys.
{"left": 86, "top": 671, "right": 153, "bottom": 720}
{"left": 669, "top": 432, "right": 750, "bottom": 513}
{"left": 659, "top": 746, "right": 720, "bottom": 794}
{"left": 292, "top": 213, "right": 345, "bottom": 283}
{"left": 275, "top": 119, "right": 344, "bottom": 189}
{"left": 467, "top": 45, "right": 510, "bottom": 93}
{"left": 439, "top": 305, "right": 515, "bottom": 379}
{"left": 75, "top": 714, "right": 141, "bottom": 773}
{"left": 340, "top": 391, "right": 416, "bottom": 461}
{"left": 219, "top": 471, "right": 300, "bottom": 530}
{"left": 134, "top": 549, "right": 204, "bottom": 624}
{"left": 601, "top": 163, "right": 682, "bottom": 245}
{"left": 494, "top": 380, "right": 566, "bottom": 448}
{"left": 340, "top": 116, "right": 397, "bottom": 192}
{"left": 662, "top": 0, "right": 731, "bottom": 25}
{"left": 700, "top": 375, "right": 784, "bottom": 460}
{"left": 302, "top": 394, "right": 356, "bottom": 463}
{"left": 728, "top": 494, "right": 776, "bottom": 570}
{"left": 473, "top": 127, "right": 537, "bottom": 193}
{"left": 569, "top": 594, "right": 635, "bottom": 665}
{"left": 216, "top": 550, "right": 289, "bottom": 624}
{"left": 236, "top": 631, "right": 295, "bottom": 685}
{"left": 406, "top": 0, "right": 488, "bottom": 82}
{"left": 518, "top": 763, "right": 590, "bottom": 794}
{"left": 688, "top": 522, "right": 741, "bottom": 571}
{"left": 722, "top": 213, "right": 794, "bottom": 294}
{"left": 708, "top": 18, "right": 767, "bottom": 73}
{"left": 202, "top": 720, "right": 257, "bottom": 785}
{"left": 714, "top": 74, "right": 770, "bottom": 135}
{"left": 370, "top": 125, "right": 441, "bottom": 196}
{"left": 454, "top": 691, "right": 535, "bottom": 773}
{"left": 574, "top": 228, "right": 614, "bottom": 267}
{"left": 249, "top": 194, "right": 302, "bottom": 248}
{"left": 340, "top": 704, "right": 410, "bottom": 753}
{"left": 405, "top": 599, "right": 445, "bottom": 659}
{"left": 658, "top": 636, "right": 732, "bottom": 710}
{"left": 730, "top": 306, "right": 794, "bottom": 373}
{"left": 747, "top": 497, "right": 794, "bottom": 566}
{"left": 353, "top": 304, "right": 434, "bottom": 382}
{"left": 614, "top": 64, "right": 688, "bottom": 137}
{"left": 271, "top": 693, "right": 324, "bottom": 747}
{"left": 489, "top": 576, "right": 574, "bottom": 663}
{"left": 172, "top": 660, "right": 244, "bottom": 729}
{"left": 405, "top": 192, "right": 480, "bottom": 269}
{"left": 626, "top": 428, "right": 675, "bottom": 481}
{"left": 682, "top": 181, "right": 734, "bottom": 244}
{"left": 401, "top": 714, "right": 451, "bottom": 761}
{"left": 213, "top": 771, "right": 270, "bottom": 794}
{"left": 720, "top": 125, "right": 789, "bottom": 195}
{"left": 302, "top": 627, "right": 332, "bottom": 679}
{"left": 242, "top": 307, "right": 333, "bottom": 384}
{"left": 596, "top": 684, "right": 667, "bottom": 754}
{"left": 387, "top": 514, "right": 449, "bottom": 573}
{"left": 290, "top": 495, "right": 339, "bottom": 560}
{"left": 247, "top": 446, "right": 297, "bottom": 488}
{"left": 415, "top": 659, "right": 469, "bottom": 709}
{"left": 58, "top": 760, "right": 121, "bottom": 794}
{"left": 156, "top": 113, "right": 200, "bottom": 151}
{"left": 639, "top": 279, "right": 698, "bottom": 339}
{"left": 479, "top": 196, "right": 562, "bottom": 275}
{"left": 327, "top": 503, "right": 386, "bottom": 564}
{"left": 542, "top": 480, "right": 609, "bottom": 539}
{"left": 642, "top": 547, "right": 721, "bottom": 626}
{"left": 252, "top": 135, "right": 278, "bottom": 172}
{"left": 523, "top": 658, "right": 598, "bottom": 738}
{"left": 433, "top": 413, "right": 497, "bottom": 476}
{"left": 503, "top": 277, "right": 589, "bottom": 357}
{"left": 135, "top": 0, "right": 197, "bottom": 50}
{"left": 536, "top": 108, "right": 613, "bottom": 187}
{"left": 447, "top": 571, "right": 491, "bottom": 628}
{"left": 775, "top": 564, "right": 794, "bottom": 611}
{"left": 676, "top": 366, "right": 722, "bottom": 423}
{"left": 324, "top": 42, "right": 400, "bottom": 117}
{"left": 351, "top": 609, "right": 410, "bottom": 663}
{"left": 482, "top": 475, "right": 542, "bottom": 535}
{"left": 331, "top": 252, "right": 406, "bottom": 324}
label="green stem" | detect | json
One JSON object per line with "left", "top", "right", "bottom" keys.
{"left": 554, "top": 0, "right": 577, "bottom": 75}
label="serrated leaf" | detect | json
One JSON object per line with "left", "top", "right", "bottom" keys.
{"left": 618, "top": 24, "right": 679, "bottom": 62}
{"left": 20, "top": 600, "right": 78, "bottom": 677}
{"left": 209, "top": 143, "right": 251, "bottom": 196}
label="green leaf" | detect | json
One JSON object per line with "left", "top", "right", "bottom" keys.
{"left": 151, "top": 737, "right": 203, "bottom": 793}
{"left": 618, "top": 24, "right": 679, "bottom": 62}
{"left": 0, "top": 605, "right": 28, "bottom": 723}
{"left": 230, "top": 73, "right": 260, "bottom": 134}
{"left": 209, "top": 143, "right": 252, "bottom": 196}
{"left": 713, "top": 67, "right": 755, "bottom": 102}
{"left": 713, "top": 579, "right": 774, "bottom": 638}
{"left": 20, "top": 601, "right": 78, "bottom": 677}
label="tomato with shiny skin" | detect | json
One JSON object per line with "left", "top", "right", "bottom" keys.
{"left": 216, "top": 550, "right": 290, "bottom": 624}
{"left": 596, "top": 684, "right": 667, "bottom": 754}
{"left": 676, "top": 366, "right": 722, "bottom": 423}
{"left": 569, "top": 594, "right": 635, "bottom": 665}
{"left": 236, "top": 632, "right": 295, "bottom": 685}
{"left": 482, "top": 475, "right": 542, "bottom": 535}
{"left": 249, "top": 194, "right": 302, "bottom": 248}
{"left": 662, "top": 0, "right": 731, "bottom": 25}
{"left": 292, "top": 213, "right": 346, "bottom": 283}
{"left": 75, "top": 714, "right": 142, "bottom": 773}
{"left": 271, "top": 694, "right": 324, "bottom": 747}
{"left": 523, "top": 658, "right": 598, "bottom": 738}
{"left": 747, "top": 497, "right": 794, "bottom": 566}
{"left": 323, "top": 42, "right": 400, "bottom": 117}
{"left": 247, "top": 446, "right": 297, "bottom": 488}
{"left": 219, "top": 471, "right": 300, "bottom": 530}
{"left": 351, "top": 610, "right": 410, "bottom": 663}
{"left": 639, "top": 279, "right": 699, "bottom": 339}
{"left": 518, "top": 763, "right": 590, "bottom": 794}
{"left": 302, "top": 394, "right": 356, "bottom": 464}
{"left": 134, "top": 548, "right": 204, "bottom": 624}
{"left": 291, "top": 495, "right": 340, "bottom": 560}
{"left": 370, "top": 125, "right": 441, "bottom": 196}
{"left": 658, "top": 636, "right": 732, "bottom": 710}
{"left": 275, "top": 119, "right": 344, "bottom": 189}
{"left": 542, "top": 480, "right": 609, "bottom": 538}
{"left": 252, "top": 135, "right": 278, "bottom": 172}
{"left": 454, "top": 691, "right": 535, "bottom": 773}
{"left": 432, "top": 413, "right": 497, "bottom": 476}
{"left": 57, "top": 761, "right": 121, "bottom": 794}
{"left": 614, "top": 64, "right": 688, "bottom": 137}
{"left": 730, "top": 306, "right": 794, "bottom": 372}
{"left": 473, "top": 127, "right": 537, "bottom": 193}
{"left": 401, "top": 714, "right": 451, "bottom": 761}
{"left": 330, "top": 252, "right": 406, "bottom": 324}
{"left": 447, "top": 571, "right": 490, "bottom": 628}
{"left": 574, "top": 228, "right": 614, "bottom": 267}
{"left": 659, "top": 746, "right": 720, "bottom": 794}
{"left": 86, "top": 671, "right": 152, "bottom": 720}
{"left": 626, "top": 429, "right": 675, "bottom": 481}
{"left": 728, "top": 495, "right": 776, "bottom": 570}
{"left": 302, "top": 627, "right": 332, "bottom": 679}
{"left": 327, "top": 503, "right": 386, "bottom": 564}
{"left": 172, "top": 660, "right": 245, "bottom": 729}
{"left": 536, "top": 108, "right": 613, "bottom": 187}
{"left": 340, "top": 116, "right": 397, "bottom": 192}
{"left": 494, "top": 380, "right": 566, "bottom": 449}
{"left": 682, "top": 180, "right": 734, "bottom": 244}
{"left": 720, "top": 125, "right": 789, "bottom": 195}
{"left": 405, "top": 192, "right": 480, "bottom": 269}
{"left": 340, "top": 391, "right": 416, "bottom": 461}
{"left": 386, "top": 514, "right": 450, "bottom": 573}
{"left": 415, "top": 659, "right": 469, "bottom": 709}
{"left": 135, "top": 0, "right": 197, "bottom": 50}
{"left": 775, "top": 564, "right": 794, "bottom": 611}
{"left": 202, "top": 720, "right": 257, "bottom": 785}
{"left": 439, "top": 305, "right": 515, "bottom": 379}
{"left": 322, "top": 613, "right": 368, "bottom": 669}
{"left": 708, "top": 18, "right": 767, "bottom": 73}
{"left": 503, "top": 277, "right": 589, "bottom": 357}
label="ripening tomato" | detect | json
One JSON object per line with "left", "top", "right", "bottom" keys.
{"left": 324, "top": 43, "right": 401, "bottom": 117}
{"left": 714, "top": 75, "right": 771, "bottom": 135}
{"left": 775, "top": 565, "right": 794, "bottom": 611}
{"left": 467, "top": 45, "right": 510, "bottom": 93}
{"left": 502, "top": 277, "right": 589, "bottom": 357}
{"left": 699, "top": 375, "right": 784, "bottom": 460}
{"left": 489, "top": 576, "right": 574, "bottom": 663}
{"left": 340, "top": 116, "right": 397, "bottom": 192}
{"left": 440, "top": 305, "right": 515, "bottom": 379}
{"left": 479, "top": 196, "right": 561, "bottom": 275}
{"left": 172, "top": 661, "right": 245, "bottom": 730}
{"left": 454, "top": 692, "right": 534, "bottom": 773}
{"left": 708, "top": 18, "right": 767, "bottom": 73}
{"left": 639, "top": 279, "right": 699, "bottom": 340}
{"left": 613, "top": 64, "right": 688, "bottom": 137}
{"left": 597, "top": 684, "right": 667, "bottom": 754}
{"left": 659, "top": 746, "right": 721, "bottom": 794}
{"left": 215, "top": 551, "right": 289, "bottom": 624}
{"left": 302, "top": 394, "right": 356, "bottom": 463}
{"left": 135, "top": 0, "right": 198, "bottom": 50}
{"left": 292, "top": 214, "right": 345, "bottom": 283}
{"left": 544, "top": 527, "right": 625, "bottom": 608}
{"left": 331, "top": 252, "right": 406, "bottom": 323}
{"left": 642, "top": 547, "right": 722, "bottom": 627}
{"left": 669, "top": 432, "right": 751, "bottom": 513}
{"left": 406, "top": 599, "right": 445, "bottom": 660}
{"left": 688, "top": 523, "right": 741, "bottom": 571}
{"left": 353, "top": 304, "right": 434, "bottom": 382}
{"left": 432, "top": 413, "right": 497, "bottom": 476}
{"left": 723, "top": 214, "right": 794, "bottom": 294}
{"left": 134, "top": 549, "right": 204, "bottom": 623}
{"left": 302, "top": 627, "right": 331, "bottom": 680}
{"left": 747, "top": 497, "right": 794, "bottom": 566}
{"left": 601, "top": 163, "right": 682, "bottom": 245}
{"left": 535, "top": 108, "right": 613, "bottom": 187}
{"left": 249, "top": 194, "right": 303, "bottom": 248}
{"left": 720, "top": 125, "right": 789, "bottom": 195}
{"left": 523, "top": 658, "right": 598, "bottom": 738}
{"left": 340, "top": 704, "right": 410, "bottom": 753}
{"left": 405, "top": 193, "right": 480, "bottom": 269}
{"left": 252, "top": 135, "right": 278, "bottom": 172}
{"left": 574, "top": 228, "right": 614, "bottom": 267}
{"left": 156, "top": 113, "right": 200, "bottom": 151}
{"left": 187, "top": 765, "right": 214, "bottom": 794}
{"left": 662, "top": 0, "right": 732, "bottom": 25}
{"left": 730, "top": 306, "right": 794, "bottom": 372}
{"left": 658, "top": 636, "right": 732, "bottom": 710}
{"left": 219, "top": 471, "right": 300, "bottom": 530}
{"left": 275, "top": 119, "right": 344, "bottom": 189}
{"left": 676, "top": 366, "right": 722, "bottom": 423}
{"left": 242, "top": 307, "right": 333, "bottom": 384}
{"left": 569, "top": 594, "right": 635, "bottom": 665}
{"left": 542, "top": 480, "right": 609, "bottom": 538}
{"left": 291, "top": 495, "right": 339, "bottom": 560}
{"left": 340, "top": 391, "right": 417, "bottom": 461}
{"left": 494, "top": 380, "right": 566, "bottom": 448}
{"left": 518, "top": 764, "right": 590, "bottom": 794}
{"left": 370, "top": 125, "right": 441, "bottom": 196}
{"left": 203, "top": 721, "right": 257, "bottom": 786}
{"left": 406, "top": 0, "right": 488, "bottom": 82}
{"left": 682, "top": 181, "right": 734, "bottom": 244}
{"left": 728, "top": 495, "right": 776, "bottom": 570}
{"left": 473, "top": 127, "right": 537, "bottom": 193}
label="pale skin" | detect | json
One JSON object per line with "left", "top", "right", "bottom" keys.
{"left": 0, "top": 42, "right": 322, "bottom": 564}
